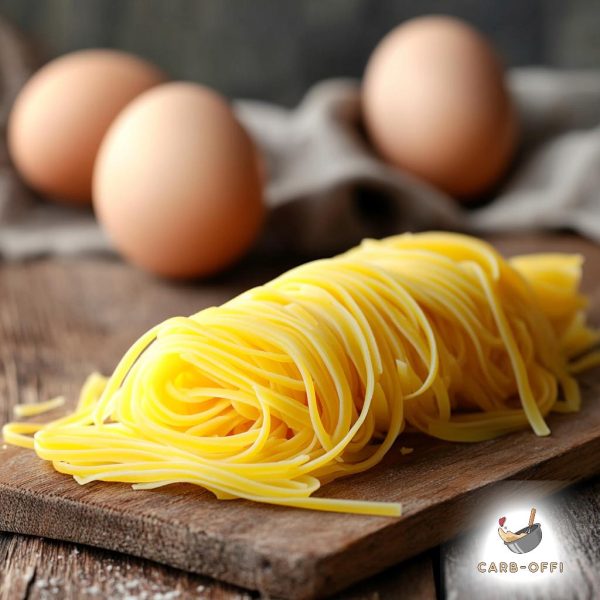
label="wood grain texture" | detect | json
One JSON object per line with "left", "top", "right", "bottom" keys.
{"left": 0, "top": 235, "right": 599, "bottom": 599}
{"left": 0, "top": 532, "right": 253, "bottom": 600}
{"left": 0, "top": 532, "right": 436, "bottom": 600}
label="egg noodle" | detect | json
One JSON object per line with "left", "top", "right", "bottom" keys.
{"left": 12, "top": 396, "right": 65, "bottom": 418}
{"left": 3, "top": 232, "right": 599, "bottom": 516}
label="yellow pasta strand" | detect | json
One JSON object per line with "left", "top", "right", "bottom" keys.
{"left": 13, "top": 396, "right": 65, "bottom": 418}
{"left": 3, "top": 232, "right": 599, "bottom": 516}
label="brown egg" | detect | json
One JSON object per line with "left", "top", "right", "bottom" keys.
{"left": 363, "top": 16, "right": 518, "bottom": 199}
{"left": 93, "top": 82, "right": 265, "bottom": 279}
{"left": 8, "top": 49, "right": 166, "bottom": 205}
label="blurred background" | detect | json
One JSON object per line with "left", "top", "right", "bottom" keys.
{"left": 4, "top": 0, "right": 600, "bottom": 278}
{"left": 2, "top": 0, "right": 600, "bottom": 105}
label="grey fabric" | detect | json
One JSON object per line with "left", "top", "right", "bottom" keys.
{"left": 1, "top": 18, "right": 600, "bottom": 259}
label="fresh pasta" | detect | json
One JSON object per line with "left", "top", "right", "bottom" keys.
{"left": 13, "top": 396, "right": 65, "bottom": 418}
{"left": 3, "top": 232, "right": 599, "bottom": 516}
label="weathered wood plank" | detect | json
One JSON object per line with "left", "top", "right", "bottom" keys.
{"left": 0, "top": 532, "right": 254, "bottom": 600}
{"left": 0, "top": 532, "right": 437, "bottom": 599}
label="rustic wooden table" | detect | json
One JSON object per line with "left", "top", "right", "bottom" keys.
{"left": 1, "top": 235, "right": 599, "bottom": 600}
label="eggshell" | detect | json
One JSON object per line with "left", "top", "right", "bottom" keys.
{"left": 363, "top": 16, "right": 518, "bottom": 199}
{"left": 93, "top": 82, "right": 264, "bottom": 279}
{"left": 8, "top": 49, "right": 166, "bottom": 205}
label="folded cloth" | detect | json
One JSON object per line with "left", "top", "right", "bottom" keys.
{"left": 240, "top": 71, "right": 600, "bottom": 256}
{"left": 2, "top": 16, "right": 600, "bottom": 260}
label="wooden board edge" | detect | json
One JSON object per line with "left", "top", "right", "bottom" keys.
{"left": 308, "top": 432, "right": 600, "bottom": 598}
{"left": 0, "top": 480, "right": 321, "bottom": 599}
{"left": 1, "top": 431, "right": 600, "bottom": 599}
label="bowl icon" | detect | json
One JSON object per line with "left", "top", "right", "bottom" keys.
{"left": 504, "top": 523, "right": 542, "bottom": 554}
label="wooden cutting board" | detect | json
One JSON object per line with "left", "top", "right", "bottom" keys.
{"left": 1, "top": 236, "right": 600, "bottom": 600}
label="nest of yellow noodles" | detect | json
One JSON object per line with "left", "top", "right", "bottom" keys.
{"left": 4, "top": 233, "right": 599, "bottom": 516}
